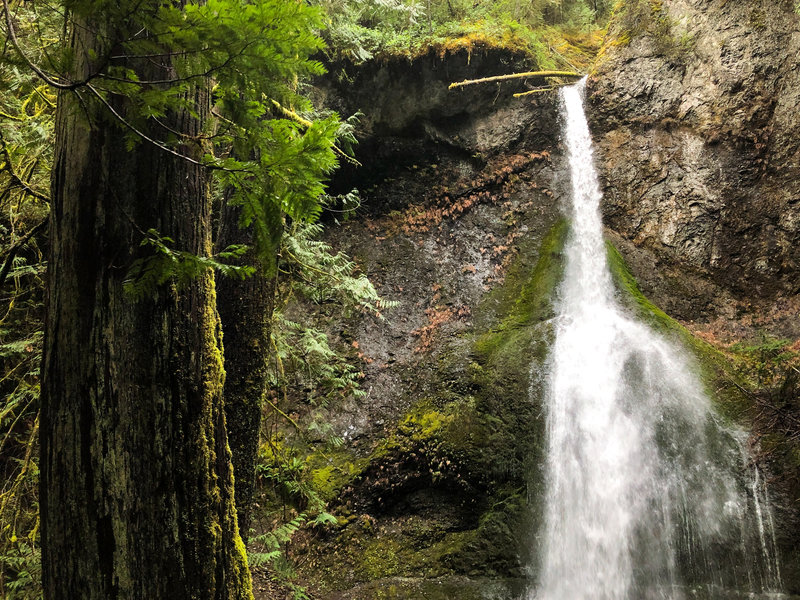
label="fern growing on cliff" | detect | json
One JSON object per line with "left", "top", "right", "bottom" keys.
{"left": 282, "top": 219, "right": 397, "bottom": 316}
{"left": 270, "top": 217, "right": 397, "bottom": 410}
{"left": 249, "top": 214, "right": 397, "bottom": 593}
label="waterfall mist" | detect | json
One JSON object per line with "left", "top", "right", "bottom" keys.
{"left": 530, "top": 79, "right": 783, "bottom": 600}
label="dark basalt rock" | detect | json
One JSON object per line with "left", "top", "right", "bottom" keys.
{"left": 314, "top": 48, "right": 562, "bottom": 213}
{"left": 260, "top": 31, "right": 800, "bottom": 597}
{"left": 588, "top": 0, "right": 800, "bottom": 306}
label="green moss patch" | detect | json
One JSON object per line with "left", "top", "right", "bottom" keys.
{"left": 476, "top": 218, "right": 567, "bottom": 338}
{"left": 334, "top": 575, "right": 526, "bottom": 600}
{"left": 605, "top": 241, "right": 753, "bottom": 423}
{"left": 296, "top": 220, "right": 570, "bottom": 595}
{"left": 595, "top": 0, "right": 695, "bottom": 68}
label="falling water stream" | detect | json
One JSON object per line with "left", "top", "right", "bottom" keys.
{"left": 531, "top": 80, "right": 783, "bottom": 599}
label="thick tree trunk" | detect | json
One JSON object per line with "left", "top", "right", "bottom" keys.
{"left": 216, "top": 205, "right": 276, "bottom": 544}
{"left": 40, "top": 12, "right": 252, "bottom": 600}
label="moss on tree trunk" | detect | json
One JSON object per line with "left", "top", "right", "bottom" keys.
{"left": 40, "top": 10, "right": 252, "bottom": 600}
{"left": 217, "top": 203, "right": 276, "bottom": 544}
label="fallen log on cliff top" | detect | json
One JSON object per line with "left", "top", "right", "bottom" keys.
{"left": 448, "top": 70, "right": 582, "bottom": 90}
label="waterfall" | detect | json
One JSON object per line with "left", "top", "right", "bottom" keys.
{"left": 530, "top": 79, "right": 783, "bottom": 600}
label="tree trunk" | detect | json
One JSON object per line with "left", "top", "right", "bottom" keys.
{"left": 40, "top": 11, "right": 252, "bottom": 600}
{"left": 216, "top": 204, "right": 276, "bottom": 544}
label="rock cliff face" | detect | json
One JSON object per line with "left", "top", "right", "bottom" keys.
{"left": 268, "top": 49, "right": 571, "bottom": 600}
{"left": 589, "top": 0, "right": 800, "bottom": 313}
{"left": 589, "top": 0, "right": 800, "bottom": 591}
{"left": 255, "top": 18, "right": 800, "bottom": 596}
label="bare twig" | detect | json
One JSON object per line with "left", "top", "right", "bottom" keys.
{"left": 513, "top": 80, "right": 579, "bottom": 98}
{"left": 514, "top": 88, "right": 556, "bottom": 98}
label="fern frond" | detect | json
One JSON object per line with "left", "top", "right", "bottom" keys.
{"left": 123, "top": 230, "right": 255, "bottom": 299}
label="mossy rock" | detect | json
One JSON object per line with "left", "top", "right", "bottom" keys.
{"left": 295, "top": 219, "right": 568, "bottom": 596}
{"left": 605, "top": 241, "right": 754, "bottom": 424}
{"left": 330, "top": 575, "right": 527, "bottom": 600}
{"left": 292, "top": 220, "right": 800, "bottom": 598}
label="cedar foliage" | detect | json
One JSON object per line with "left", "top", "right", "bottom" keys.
{"left": 0, "top": 0, "right": 357, "bottom": 596}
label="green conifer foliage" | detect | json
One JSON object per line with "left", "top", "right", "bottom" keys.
{"left": 1, "top": 0, "right": 348, "bottom": 597}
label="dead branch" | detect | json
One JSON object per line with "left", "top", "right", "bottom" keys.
{"left": 448, "top": 70, "right": 582, "bottom": 90}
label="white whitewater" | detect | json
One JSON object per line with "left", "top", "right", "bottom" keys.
{"left": 531, "top": 79, "right": 783, "bottom": 599}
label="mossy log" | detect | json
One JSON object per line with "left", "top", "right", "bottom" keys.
{"left": 448, "top": 70, "right": 582, "bottom": 90}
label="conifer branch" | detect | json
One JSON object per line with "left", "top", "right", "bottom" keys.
{"left": 85, "top": 84, "right": 207, "bottom": 166}
{"left": 1, "top": 0, "right": 90, "bottom": 90}
{"left": 0, "top": 110, "right": 23, "bottom": 122}
{"left": 85, "top": 84, "right": 250, "bottom": 173}
{"left": 0, "top": 218, "right": 47, "bottom": 290}
{"left": 270, "top": 100, "right": 361, "bottom": 167}
{"left": 4, "top": 0, "right": 255, "bottom": 173}
{"left": 96, "top": 38, "right": 258, "bottom": 87}
{"left": 0, "top": 134, "right": 50, "bottom": 203}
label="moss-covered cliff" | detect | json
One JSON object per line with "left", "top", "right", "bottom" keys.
{"left": 252, "top": 30, "right": 800, "bottom": 598}
{"left": 589, "top": 0, "right": 800, "bottom": 591}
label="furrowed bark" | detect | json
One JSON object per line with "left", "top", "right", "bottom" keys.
{"left": 40, "top": 9, "right": 252, "bottom": 599}
{"left": 216, "top": 203, "right": 276, "bottom": 544}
